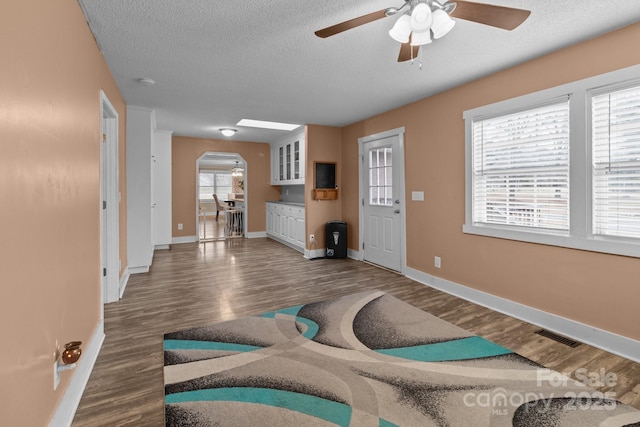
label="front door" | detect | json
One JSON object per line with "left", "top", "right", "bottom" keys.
{"left": 361, "top": 129, "right": 404, "bottom": 272}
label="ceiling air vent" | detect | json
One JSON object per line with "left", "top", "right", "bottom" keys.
{"left": 535, "top": 329, "right": 581, "bottom": 348}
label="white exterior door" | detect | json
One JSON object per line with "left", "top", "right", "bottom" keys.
{"left": 360, "top": 129, "right": 405, "bottom": 272}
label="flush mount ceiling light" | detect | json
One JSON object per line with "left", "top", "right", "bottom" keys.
{"left": 236, "top": 119, "right": 301, "bottom": 131}
{"left": 136, "top": 77, "right": 155, "bottom": 86}
{"left": 219, "top": 128, "right": 237, "bottom": 137}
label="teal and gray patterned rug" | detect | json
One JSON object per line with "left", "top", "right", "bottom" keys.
{"left": 164, "top": 290, "right": 640, "bottom": 426}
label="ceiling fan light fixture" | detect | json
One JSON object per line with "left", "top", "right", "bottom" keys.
{"left": 388, "top": 14, "right": 412, "bottom": 43}
{"left": 410, "top": 30, "right": 432, "bottom": 46}
{"left": 431, "top": 9, "right": 456, "bottom": 39}
{"left": 410, "top": 3, "right": 433, "bottom": 33}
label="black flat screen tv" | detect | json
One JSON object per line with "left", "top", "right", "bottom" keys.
{"left": 315, "top": 162, "right": 336, "bottom": 189}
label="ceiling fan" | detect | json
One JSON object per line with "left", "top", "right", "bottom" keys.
{"left": 315, "top": 0, "right": 531, "bottom": 63}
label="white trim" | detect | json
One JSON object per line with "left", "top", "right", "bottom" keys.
{"left": 119, "top": 268, "right": 129, "bottom": 299}
{"left": 248, "top": 231, "right": 267, "bottom": 238}
{"left": 358, "top": 127, "right": 407, "bottom": 273}
{"left": 49, "top": 322, "right": 105, "bottom": 427}
{"left": 347, "top": 248, "right": 360, "bottom": 260}
{"left": 172, "top": 235, "right": 198, "bottom": 244}
{"left": 128, "top": 265, "right": 150, "bottom": 274}
{"left": 405, "top": 267, "right": 640, "bottom": 364}
{"left": 154, "top": 244, "right": 171, "bottom": 250}
{"left": 304, "top": 248, "right": 326, "bottom": 259}
{"left": 100, "top": 91, "right": 120, "bottom": 304}
{"left": 304, "top": 248, "right": 359, "bottom": 260}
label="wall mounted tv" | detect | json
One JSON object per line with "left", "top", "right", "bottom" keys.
{"left": 315, "top": 162, "right": 336, "bottom": 189}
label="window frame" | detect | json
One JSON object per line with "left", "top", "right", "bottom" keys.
{"left": 463, "top": 64, "right": 640, "bottom": 258}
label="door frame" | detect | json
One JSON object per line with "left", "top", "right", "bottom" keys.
{"left": 358, "top": 127, "right": 407, "bottom": 274}
{"left": 100, "top": 91, "right": 120, "bottom": 305}
{"left": 195, "top": 152, "right": 248, "bottom": 241}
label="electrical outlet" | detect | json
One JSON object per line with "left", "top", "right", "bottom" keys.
{"left": 434, "top": 256, "right": 441, "bottom": 269}
{"left": 309, "top": 234, "right": 315, "bottom": 243}
{"left": 177, "top": 223, "right": 183, "bottom": 230}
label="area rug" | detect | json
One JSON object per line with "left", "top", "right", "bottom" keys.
{"left": 164, "top": 290, "right": 640, "bottom": 426}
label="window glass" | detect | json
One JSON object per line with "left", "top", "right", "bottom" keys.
{"left": 369, "top": 147, "right": 393, "bottom": 206}
{"left": 472, "top": 100, "right": 570, "bottom": 231}
{"left": 593, "top": 84, "right": 640, "bottom": 239}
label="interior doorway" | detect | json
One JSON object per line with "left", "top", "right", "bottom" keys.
{"left": 358, "top": 127, "right": 406, "bottom": 273}
{"left": 100, "top": 91, "right": 120, "bottom": 305}
{"left": 196, "top": 152, "right": 247, "bottom": 242}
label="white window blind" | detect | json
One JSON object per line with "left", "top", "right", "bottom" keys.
{"left": 472, "top": 99, "right": 570, "bottom": 231}
{"left": 592, "top": 84, "right": 640, "bottom": 239}
{"left": 199, "top": 171, "right": 232, "bottom": 202}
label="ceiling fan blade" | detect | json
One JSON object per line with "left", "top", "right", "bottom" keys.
{"left": 450, "top": 1, "right": 531, "bottom": 31}
{"left": 315, "top": 9, "right": 388, "bottom": 38}
{"left": 398, "top": 43, "right": 419, "bottom": 62}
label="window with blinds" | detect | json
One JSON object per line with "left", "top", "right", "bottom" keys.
{"left": 472, "top": 100, "right": 570, "bottom": 231}
{"left": 199, "top": 171, "right": 232, "bottom": 202}
{"left": 465, "top": 65, "right": 640, "bottom": 258}
{"left": 592, "top": 84, "right": 640, "bottom": 239}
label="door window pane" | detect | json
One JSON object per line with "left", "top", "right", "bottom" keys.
{"left": 369, "top": 147, "right": 393, "bottom": 206}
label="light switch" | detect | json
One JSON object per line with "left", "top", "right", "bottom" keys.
{"left": 412, "top": 191, "right": 425, "bottom": 201}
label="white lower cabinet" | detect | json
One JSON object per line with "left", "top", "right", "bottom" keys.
{"left": 266, "top": 202, "right": 305, "bottom": 253}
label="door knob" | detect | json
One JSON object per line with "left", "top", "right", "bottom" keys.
{"left": 394, "top": 209, "right": 400, "bottom": 214}
{"left": 395, "top": 200, "right": 400, "bottom": 204}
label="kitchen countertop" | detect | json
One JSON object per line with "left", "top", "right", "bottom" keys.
{"left": 267, "top": 200, "right": 305, "bottom": 207}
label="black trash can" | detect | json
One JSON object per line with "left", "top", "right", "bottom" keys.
{"left": 325, "top": 221, "right": 347, "bottom": 258}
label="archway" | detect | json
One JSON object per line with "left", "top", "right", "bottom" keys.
{"left": 195, "top": 152, "right": 247, "bottom": 241}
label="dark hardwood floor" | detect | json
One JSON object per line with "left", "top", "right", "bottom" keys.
{"left": 71, "top": 238, "right": 640, "bottom": 426}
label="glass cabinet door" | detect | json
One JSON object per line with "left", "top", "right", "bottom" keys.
{"left": 279, "top": 146, "right": 284, "bottom": 181}
{"left": 294, "top": 140, "right": 300, "bottom": 180}
{"left": 286, "top": 144, "right": 291, "bottom": 180}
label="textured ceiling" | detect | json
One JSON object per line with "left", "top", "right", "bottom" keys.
{"left": 78, "top": 0, "right": 640, "bottom": 143}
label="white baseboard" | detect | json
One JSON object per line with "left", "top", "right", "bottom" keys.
{"left": 154, "top": 244, "right": 170, "bottom": 250}
{"left": 247, "top": 231, "right": 267, "bottom": 238}
{"left": 304, "top": 248, "right": 359, "bottom": 260}
{"left": 128, "top": 265, "right": 149, "bottom": 274}
{"left": 49, "top": 322, "right": 105, "bottom": 427}
{"left": 304, "top": 248, "right": 326, "bottom": 259}
{"left": 172, "top": 235, "right": 198, "bottom": 244}
{"left": 119, "top": 268, "right": 130, "bottom": 299}
{"left": 405, "top": 267, "right": 640, "bottom": 364}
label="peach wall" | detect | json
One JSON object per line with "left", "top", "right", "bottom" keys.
{"left": 305, "top": 125, "right": 343, "bottom": 249}
{"left": 341, "top": 22, "right": 640, "bottom": 342}
{"left": 0, "top": 1, "right": 126, "bottom": 426}
{"left": 172, "top": 136, "right": 280, "bottom": 236}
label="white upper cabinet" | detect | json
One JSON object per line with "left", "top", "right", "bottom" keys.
{"left": 271, "top": 129, "right": 305, "bottom": 185}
